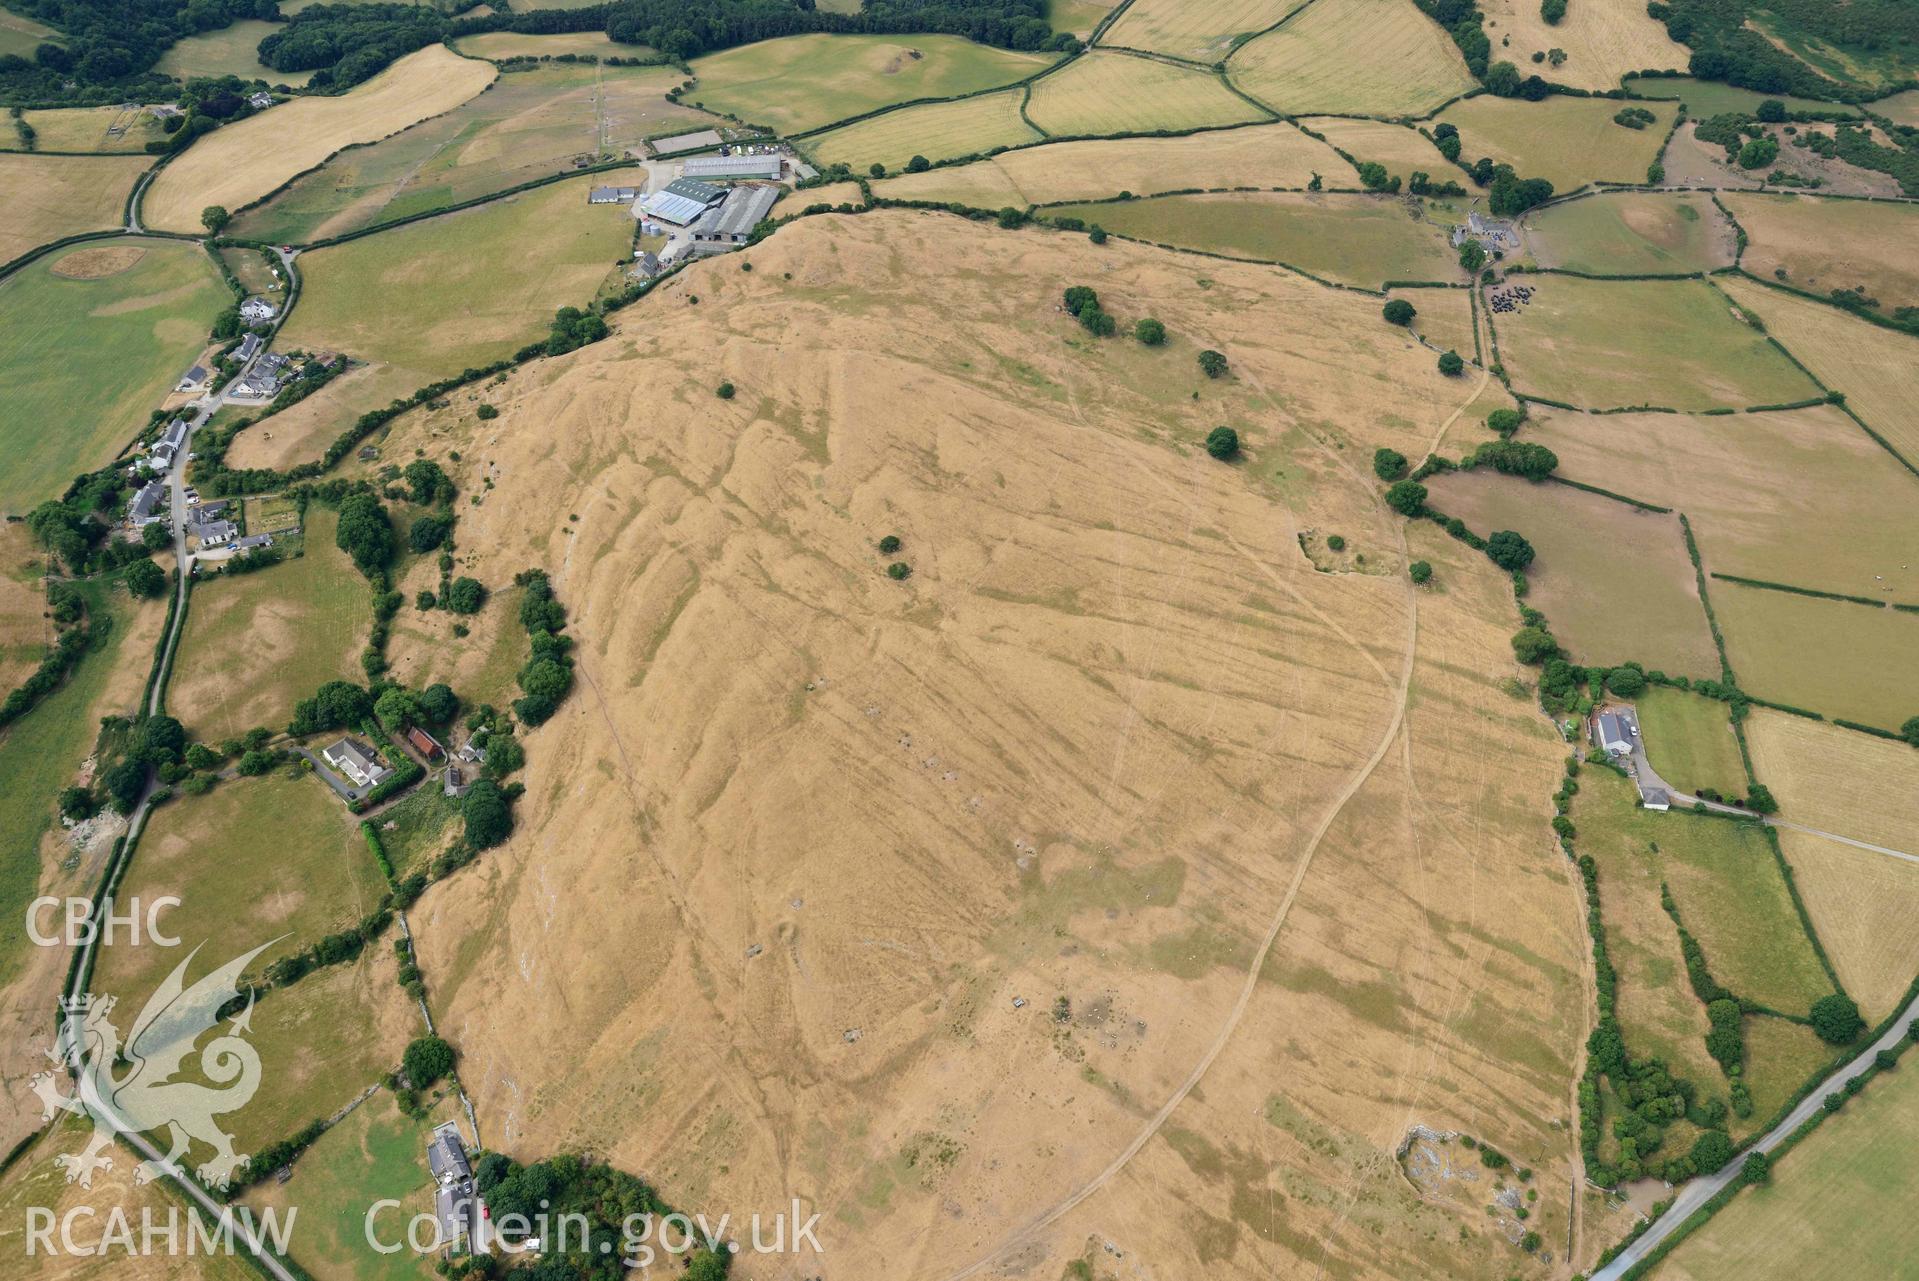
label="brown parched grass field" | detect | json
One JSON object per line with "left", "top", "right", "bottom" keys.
{"left": 1744, "top": 710, "right": 1919, "bottom": 857}
{"left": 0, "top": 154, "right": 150, "bottom": 266}
{"left": 1773, "top": 830, "right": 1919, "bottom": 1021}
{"left": 142, "top": 46, "right": 497, "bottom": 233}
{"left": 1103, "top": 0, "right": 1299, "bottom": 61}
{"left": 384, "top": 209, "right": 1588, "bottom": 1280}
{"left": 1437, "top": 94, "right": 1677, "bottom": 191}
{"left": 1724, "top": 193, "right": 1919, "bottom": 315}
{"left": 1477, "top": 0, "right": 1688, "bottom": 89}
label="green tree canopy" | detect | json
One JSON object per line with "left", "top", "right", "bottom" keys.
{"left": 402, "top": 1035, "right": 455, "bottom": 1087}
{"left": 463, "top": 778, "right": 512, "bottom": 850}
{"left": 1384, "top": 479, "right": 1428, "bottom": 516}
{"left": 1486, "top": 529, "right": 1536, "bottom": 570}
{"left": 1810, "top": 993, "right": 1863, "bottom": 1044}
{"left": 334, "top": 492, "right": 394, "bottom": 577}
{"left": 1382, "top": 299, "right": 1416, "bottom": 326}
{"left": 1205, "top": 426, "right": 1240, "bottom": 460}
{"left": 1197, "top": 349, "right": 1228, "bottom": 378}
{"left": 1372, "top": 447, "right": 1407, "bottom": 480}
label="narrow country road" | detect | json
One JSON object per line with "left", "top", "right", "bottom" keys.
{"left": 1591, "top": 990, "right": 1919, "bottom": 1279}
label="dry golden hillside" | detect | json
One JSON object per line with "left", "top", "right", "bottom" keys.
{"left": 397, "top": 211, "right": 1580, "bottom": 1278}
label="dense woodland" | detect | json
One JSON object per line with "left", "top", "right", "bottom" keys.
{"left": 604, "top": 0, "right": 1070, "bottom": 59}
{"left": 1650, "top": 0, "right": 1919, "bottom": 101}
{"left": 0, "top": 0, "right": 269, "bottom": 100}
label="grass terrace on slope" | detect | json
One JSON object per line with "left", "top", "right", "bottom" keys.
{"left": 0, "top": 240, "right": 227, "bottom": 516}
{"left": 1044, "top": 192, "right": 1461, "bottom": 288}
{"left": 1227, "top": 0, "right": 1478, "bottom": 117}
{"left": 0, "top": 153, "right": 152, "bottom": 266}
{"left": 872, "top": 121, "right": 1343, "bottom": 205}
{"left": 687, "top": 33, "right": 1056, "bottom": 135}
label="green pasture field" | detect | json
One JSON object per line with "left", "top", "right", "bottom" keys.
{"left": 1739, "top": 1013, "right": 1842, "bottom": 1127}
{"left": 805, "top": 88, "right": 1040, "bottom": 171}
{"left": 1102, "top": 0, "right": 1296, "bottom": 62}
{"left": 1025, "top": 50, "right": 1268, "bottom": 135}
{"left": 1422, "top": 471, "right": 1720, "bottom": 677}
{"left": 1523, "top": 191, "right": 1736, "bottom": 275}
{"left": 1653, "top": 1035, "right": 1919, "bottom": 1281}
{"left": 155, "top": 20, "right": 317, "bottom": 86}
{"left": 273, "top": 173, "right": 632, "bottom": 432}
{"left": 0, "top": 8, "right": 60, "bottom": 58}
{"left": 372, "top": 785, "right": 462, "bottom": 880}
{"left": 169, "top": 507, "right": 366, "bottom": 742}
{"left": 1712, "top": 579, "right": 1919, "bottom": 728}
{"left": 0, "top": 239, "right": 226, "bottom": 517}
{"left": 1875, "top": 89, "right": 1919, "bottom": 126}
{"left": 234, "top": 63, "right": 707, "bottom": 244}
{"left": 92, "top": 771, "right": 387, "bottom": 1007}
{"left": 0, "top": 579, "right": 155, "bottom": 987}
{"left": 1576, "top": 770, "right": 1837, "bottom": 1118}
{"left": 240, "top": 1091, "right": 447, "bottom": 1281}
{"left": 1623, "top": 75, "right": 1860, "bottom": 118}
{"left": 13, "top": 104, "right": 167, "bottom": 152}
{"left": 1227, "top": 0, "right": 1477, "bottom": 117}
{"left": 1437, "top": 95, "right": 1677, "bottom": 191}
{"left": 688, "top": 33, "right": 1055, "bottom": 136}
{"left": 451, "top": 30, "right": 655, "bottom": 60}
{"left": 1521, "top": 406, "right": 1919, "bottom": 601}
{"left": 1490, "top": 276, "right": 1820, "bottom": 411}
{"left": 1046, "top": 191, "right": 1459, "bottom": 287}
{"left": 1633, "top": 685, "right": 1747, "bottom": 799}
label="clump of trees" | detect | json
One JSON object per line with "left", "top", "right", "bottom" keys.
{"left": 1384, "top": 480, "right": 1427, "bottom": 516}
{"left": 1134, "top": 317, "right": 1166, "bottom": 346}
{"left": 1061, "top": 284, "right": 1115, "bottom": 336}
{"left": 1205, "top": 426, "right": 1239, "bottom": 460}
{"left": 1485, "top": 529, "right": 1535, "bottom": 570}
{"left": 1810, "top": 993, "right": 1863, "bottom": 1045}
{"left": 545, "top": 305, "right": 609, "bottom": 357}
{"left": 1383, "top": 299, "right": 1417, "bottom": 326}
{"left": 1198, "top": 349, "right": 1228, "bottom": 378}
{"left": 1465, "top": 439, "right": 1558, "bottom": 480}
{"left": 513, "top": 569, "right": 573, "bottom": 727}
{"left": 1372, "top": 447, "right": 1408, "bottom": 480}
{"left": 1437, "top": 350, "right": 1465, "bottom": 376}
{"left": 401, "top": 1035, "right": 455, "bottom": 1088}
{"left": 334, "top": 492, "right": 394, "bottom": 577}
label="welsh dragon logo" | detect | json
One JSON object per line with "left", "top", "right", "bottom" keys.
{"left": 30, "top": 940, "right": 276, "bottom": 1190}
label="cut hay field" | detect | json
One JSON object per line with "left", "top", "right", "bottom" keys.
{"left": 1524, "top": 406, "right": 1919, "bottom": 600}
{"left": 1102, "top": 0, "right": 1298, "bottom": 62}
{"left": 0, "top": 152, "right": 148, "bottom": 266}
{"left": 1523, "top": 190, "right": 1737, "bottom": 275}
{"left": 1422, "top": 471, "right": 1719, "bottom": 674}
{"left": 1719, "top": 274, "right": 1919, "bottom": 467}
{"left": 1437, "top": 95, "right": 1677, "bottom": 191}
{"left": 142, "top": 45, "right": 497, "bottom": 232}
{"left": 1725, "top": 193, "right": 1919, "bottom": 316}
{"left": 1744, "top": 711, "right": 1919, "bottom": 858}
{"left": 806, "top": 88, "right": 1039, "bottom": 170}
{"left": 1478, "top": 0, "right": 1687, "bottom": 89}
{"left": 689, "top": 33, "right": 1055, "bottom": 135}
{"left": 1623, "top": 74, "right": 1861, "bottom": 119}
{"left": 1773, "top": 831, "right": 1919, "bottom": 1021}
{"left": 451, "top": 30, "right": 655, "bottom": 60}
{"left": 1301, "top": 116, "right": 1447, "bottom": 180}
{"left": 1045, "top": 191, "right": 1460, "bottom": 287}
{"left": 270, "top": 173, "right": 633, "bottom": 437}
{"left": 874, "top": 121, "right": 1338, "bottom": 206}
{"left": 1047, "top": 0, "right": 1117, "bottom": 37}
{"left": 154, "top": 19, "right": 316, "bottom": 86}
{"left": 0, "top": 525, "right": 46, "bottom": 696}
{"left": 1654, "top": 1047, "right": 1919, "bottom": 1281}
{"left": 232, "top": 62, "right": 711, "bottom": 243}
{"left": 1227, "top": 0, "right": 1478, "bottom": 117}
{"left": 169, "top": 507, "right": 366, "bottom": 742}
{"left": 0, "top": 239, "right": 226, "bottom": 517}
{"left": 0, "top": 1116, "right": 258, "bottom": 1281}
{"left": 1634, "top": 685, "right": 1746, "bottom": 798}
{"left": 1712, "top": 580, "right": 1919, "bottom": 727}
{"left": 1490, "top": 276, "right": 1820, "bottom": 411}
{"left": 240, "top": 1091, "right": 447, "bottom": 1281}
{"left": 1025, "top": 50, "right": 1269, "bottom": 135}
{"left": 13, "top": 103, "right": 167, "bottom": 152}
{"left": 380, "top": 210, "right": 1582, "bottom": 1281}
